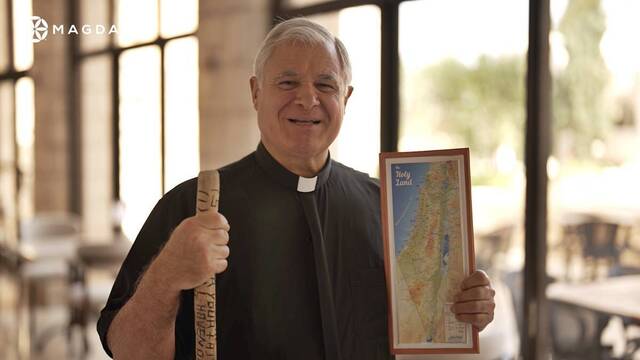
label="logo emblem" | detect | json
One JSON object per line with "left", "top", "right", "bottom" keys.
{"left": 31, "top": 16, "right": 48, "bottom": 43}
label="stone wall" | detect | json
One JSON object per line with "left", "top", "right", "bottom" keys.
{"left": 198, "top": 0, "right": 268, "bottom": 170}
{"left": 32, "top": 0, "right": 70, "bottom": 213}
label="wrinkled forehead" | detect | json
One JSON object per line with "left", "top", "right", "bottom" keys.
{"left": 264, "top": 41, "right": 344, "bottom": 80}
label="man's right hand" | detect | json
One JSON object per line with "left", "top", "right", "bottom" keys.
{"left": 108, "top": 212, "right": 229, "bottom": 359}
{"left": 148, "top": 211, "right": 231, "bottom": 292}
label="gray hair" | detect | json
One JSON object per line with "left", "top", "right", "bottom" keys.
{"left": 253, "top": 18, "right": 352, "bottom": 89}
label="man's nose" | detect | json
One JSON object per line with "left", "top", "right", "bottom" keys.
{"left": 294, "top": 83, "right": 320, "bottom": 110}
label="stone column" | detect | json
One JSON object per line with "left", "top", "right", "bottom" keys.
{"left": 199, "top": 0, "right": 268, "bottom": 170}
{"left": 32, "top": 0, "right": 71, "bottom": 213}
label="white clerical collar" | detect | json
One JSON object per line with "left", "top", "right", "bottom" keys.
{"left": 297, "top": 176, "right": 317, "bottom": 193}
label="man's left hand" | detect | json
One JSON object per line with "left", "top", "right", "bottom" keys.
{"left": 451, "top": 270, "right": 496, "bottom": 331}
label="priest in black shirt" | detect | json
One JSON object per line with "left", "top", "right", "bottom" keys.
{"left": 97, "top": 18, "right": 496, "bottom": 360}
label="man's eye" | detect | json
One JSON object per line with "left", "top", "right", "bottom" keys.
{"left": 317, "top": 83, "right": 336, "bottom": 91}
{"left": 278, "top": 81, "right": 297, "bottom": 89}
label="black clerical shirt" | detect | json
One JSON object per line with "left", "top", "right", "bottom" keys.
{"left": 97, "top": 144, "right": 392, "bottom": 359}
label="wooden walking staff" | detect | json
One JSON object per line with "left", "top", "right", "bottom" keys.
{"left": 194, "top": 170, "right": 220, "bottom": 360}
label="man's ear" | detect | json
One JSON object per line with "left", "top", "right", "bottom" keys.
{"left": 343, "top": 85, "right": 354, "bottom": 107}
{"left": 250, "top": 76, "right": 260, "bottom": 110}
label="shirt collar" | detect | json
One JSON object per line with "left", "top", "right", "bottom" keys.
{"left": 255, "top": 142, "right": 332, "bottom": 193}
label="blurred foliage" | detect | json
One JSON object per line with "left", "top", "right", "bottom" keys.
{"left": 401, "top": 56, "right": 525, "bottom": 185}
{"left": 405, "top": 0, "right": 612, "bottom": 172}
{"left": 554, "top": 0, "right": 610, "bottom": 159}
{"left": 423, "top": 56, "right": 525, "bottom": 161}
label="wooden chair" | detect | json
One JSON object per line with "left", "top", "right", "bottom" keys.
{"left": 559, "top": 214, "right": 627, "bottom": 281}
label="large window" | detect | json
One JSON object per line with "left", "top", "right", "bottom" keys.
{"left": 545, "top": 2, "right": 640, "bottom": 357}
{"left": 0, "top": 0, "right": 201, "bottom": 243}
{"left": 0, "top": 0, "right": 35, "bottom": 247}
{"left": 399, "top": 0, "right": 529, "bottom": 273}
{"left": 307, "top": 6, "right": 381, "bottom": 177}
{"left": 547, "top": 0, "right": 640, "bottom": 280}
{"left": 275, "top": 0, "right": 640, "bottom": 358}
{"left": 78, "top": 0, "right": 199, "bottom": 241}
{"left": 0, "top": 1, "right": 34, "bottom": 357}
{"left": 398, "top": 2, "right": 529, "bottom": 353}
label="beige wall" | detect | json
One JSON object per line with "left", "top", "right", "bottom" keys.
{"left": 198, "top": 0, "right": 267, "bottom": 170}
{"left": 32, "top": 0, "right": 71, "bottom": 213}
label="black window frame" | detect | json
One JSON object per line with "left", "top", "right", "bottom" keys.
{"left": 73, "top": 0, "right": 199, "bottom": 208}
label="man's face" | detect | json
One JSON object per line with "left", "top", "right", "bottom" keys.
{"left": 250, "top": 42, "right": 353, "bottom": 163}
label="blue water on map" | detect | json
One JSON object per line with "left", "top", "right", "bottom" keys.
{"left": 392, "top": 163, "right": 430, "bottom": 256}
{"left": 441, "top": 233, "right": 450, "bottom": 271}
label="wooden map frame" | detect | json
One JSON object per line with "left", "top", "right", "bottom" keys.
{"left": 379, "top": 148, "right": 478, "bottom": 355}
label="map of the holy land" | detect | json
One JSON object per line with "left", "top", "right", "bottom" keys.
{"left": 388, "top": 158, "right": 471, "bottom": 350}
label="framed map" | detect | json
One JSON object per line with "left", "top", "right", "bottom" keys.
{"left": 379, "top": 148, "right": 478, "bottom": 355}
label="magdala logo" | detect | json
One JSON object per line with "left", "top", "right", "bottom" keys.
{"left": 32, "top": 16, "right": 48, "bottom": 43}
{"left": 30, "top": 15, "right": 117, "bottom": 44}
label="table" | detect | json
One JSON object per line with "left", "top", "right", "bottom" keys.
{"left": 547, "top": 275, "right": 640, "bottom": 321}
{"left": 547, "top": 275, "right": 640, "bottom": 359}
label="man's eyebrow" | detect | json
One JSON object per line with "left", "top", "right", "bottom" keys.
{"left": 274, "top": 70, "right": 298, "bottom": 79}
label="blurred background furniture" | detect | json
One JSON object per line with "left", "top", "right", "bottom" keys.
{"left": 547, "top": 274, "right": 640, "bottom": 360}
{"left": 608, "top": 265, "right": 640, "bottom": 360}
{"left": 578, "top": 220, "right": 623, "bottom": 280}
{"left": 558, "top": 212, "right": 634, "bottom": 281}
{"left": 18, "top": 213, "right": 131, "bottom": 359}
{"left": 549, "top": 301, "right": 610, "bottom": 360}
{"left": 19, "top": 213, "right": 85, "bottom": 358}
{"left": 0, "top": 242, "right": 28, "bottom": 360}
{"left": 476, "top": 223, "right": 515, "bottom": 275}
{"left": 76, "top": 231, "right": 130, "bottom": 328}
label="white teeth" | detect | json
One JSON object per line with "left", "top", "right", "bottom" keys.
{"left": 289, "top": 118, "right": 319, "bottom": 124}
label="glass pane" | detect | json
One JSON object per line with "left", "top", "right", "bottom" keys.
{"left": 119, "top": 46, "right": 161, "bottom": 241}
{"left": 308, "top": 5, "right": 381, "bottom": 177}
{"left": 15, "top": 77, "right": 34, "bottom": 220}
{"left": 546, "top": 1, "right": 640, "bottom": 358}
{"left": 399, "top": 0, "right": 528, "bottom": 353}
{"left": 79, "top": 0, "right": 111, "bottom": 52}
{"left": 0, "top": 81, "right": 17, "bottom": 245}
{"left": 160, "top": 0, "right": 197, "bottom": 37}
{"left": 12, "top": 0, "right": 33, "bottom": 71}
{"left": 164, "top": 37, "right": 199, "bottom": 192}
{"left": 81, "top": 55, "right": 113, "bottom": 241}
{"left": 116, "top": 0, "right": 158, "bottom": 47}
{"left": 0, "top": 0, "right": 9, "bottom": 71}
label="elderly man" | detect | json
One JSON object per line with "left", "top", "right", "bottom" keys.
{"left": 97, "top": 18, "right": 495, "bottom": 359}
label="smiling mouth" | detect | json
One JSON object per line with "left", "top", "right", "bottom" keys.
{"left": 288, "top": 118, "right": 321, "bottom": 125}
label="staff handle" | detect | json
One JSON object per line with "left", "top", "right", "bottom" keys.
{"left": 194, "top": 170, "right": 220, "bottom": 360}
